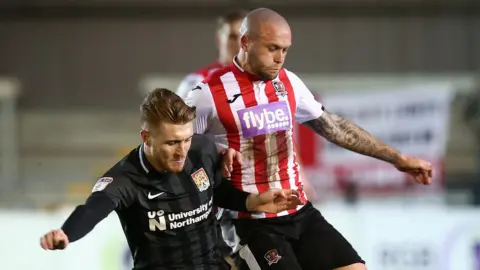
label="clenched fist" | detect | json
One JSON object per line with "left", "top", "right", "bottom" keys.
{"left": 40, "top": 229, "right": 69, "bottom": 250}
{"left": 394, "top": 154, "right": 433, "bottom": 185}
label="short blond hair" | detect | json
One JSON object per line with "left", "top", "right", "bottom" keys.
{"left": 140, "top": 88, "right": 196, "bottom": 127}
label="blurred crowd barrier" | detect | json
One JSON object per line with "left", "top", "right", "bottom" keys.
{"left": 2, "top": 202, "right": 480, "bottom": 270}
{"left": 0, "top": 73, "right": 479, "bottom": 208}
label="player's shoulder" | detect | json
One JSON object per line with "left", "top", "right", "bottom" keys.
{"left": 281, "top": 68, "right": 302, "bottom": 81}
{"left": 183, "top": 61, "right": 221, "bottom": 85}
{"left": 202, "top": 65, "right": 235, "bottom": 86}
{"left": 194, "top": 61, "right": 222, "bottom": 77}
{"left": 280, "top": 68, "right": 310, "bottom": 94}
{"left": 93, "top": 147, "right": 143, "bottom": 188}
{"left": 180, "top": 72, "right": 205, "bottom": 84}
{"left": 186, "top": 65, "right": 233, "bottom": 101}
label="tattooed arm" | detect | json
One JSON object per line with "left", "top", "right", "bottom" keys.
{"left": 303, "top": 110, "right": 405, "bottom": 166}
{"left": 287, "top": 70, "right": 430, "bottom": 183}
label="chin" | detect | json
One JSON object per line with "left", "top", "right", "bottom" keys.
{"left": 167, "top": 163, "right": 185, "bottom": 173}
{"left": 259, "top": 72, "right": 278, "bottom": 81}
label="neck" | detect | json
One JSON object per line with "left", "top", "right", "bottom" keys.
{"left": 236, "top": 51, "right": 254, "bottom": 74}
{"left": 143, "top": 143, "right": 167, "bottom": 173}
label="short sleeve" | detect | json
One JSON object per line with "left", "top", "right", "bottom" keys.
{"left": 176, "top": 73, "right": 205, "bottom": 100}
{"left": 90, "top": 173, "right": 136, "bottom": 210}
{"left": 184, "top": 82, "right": 214, "bottom": 134}
{"left": 285, "top": 70, "right": 324, "bottom": 123}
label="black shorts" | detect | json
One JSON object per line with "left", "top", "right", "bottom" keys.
{"left": 232, "top": 203, "right": 365, "bottom": 270}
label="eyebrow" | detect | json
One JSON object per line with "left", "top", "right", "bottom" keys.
{"left": 267, "top": 43, "right": 290, "bottom": 49}
{"left": 165, "top": 135, "right": 194, "bottom": 144}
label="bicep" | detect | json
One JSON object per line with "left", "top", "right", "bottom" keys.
{"left": 85, "top": 192, "right": 118, "bottom": 214}
{"left": 303, "top": 110, "right": 351, "bottom": 140}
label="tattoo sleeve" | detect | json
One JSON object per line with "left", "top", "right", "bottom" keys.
{"left": 304, "top": 110, "right": 403, "bottom": 165}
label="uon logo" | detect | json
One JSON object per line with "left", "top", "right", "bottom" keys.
{"left": 237, "top": 101, "right": 291, "bottom": 138}
{"left": 148, "top": 210, "right": 166, "bottom": 231}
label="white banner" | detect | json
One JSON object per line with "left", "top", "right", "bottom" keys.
{"left": 319, "top": 204, "right": 480, "bottom": 270}
{"left": 305, "top": 84, "right": 455, "bottom": 194}
{"left": 3, "top": 204, "right": 480, "bottom": 270}
{"left": 0, "top": 210, "right": 131, "bottom": 270}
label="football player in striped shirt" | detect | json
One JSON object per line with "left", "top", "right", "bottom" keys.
{"left": 186, "top": 8, "right": 433, "bottom": 270}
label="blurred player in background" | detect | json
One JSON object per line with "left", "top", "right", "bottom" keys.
{"left": 176, "top": 9, "right": 249, "bottom": 99}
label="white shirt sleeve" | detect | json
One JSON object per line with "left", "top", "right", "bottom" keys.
{"left": 285, "top": 70, "right": 324, "bottom": 123}
{"left": 176, "top": 73, "right": 205, "bottom": 100}
{"left": 184, "top": 82, "right": 214, "bottom": 134}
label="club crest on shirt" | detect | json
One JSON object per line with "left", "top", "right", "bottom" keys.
{"left": 191, "top": 168, "right": 210, "bottom": 192}
{"left": 264, "top": 249, "right": 282, "bottom": 265}
{"left": 273, "top": 80, "right": 287, "bottom": 97}
{"left": 92, "top": 177, "right": 113, "bottom": 192}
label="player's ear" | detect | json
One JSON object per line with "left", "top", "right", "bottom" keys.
{"left": 140, "top": 129, "right": 151, "bottom": 146}
{"left": 240, "top": 35, "right": 248, "bottom": 51}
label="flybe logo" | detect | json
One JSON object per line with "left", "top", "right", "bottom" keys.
{"left": 237, "top": 101, "right": 291, "bottom": 138}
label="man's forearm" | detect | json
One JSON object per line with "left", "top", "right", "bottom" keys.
{"left": 61, "top": 194, "right": 116, "bottom": 242}
{"left": 213, "top": 179, "right": 250, "bottom": 212}
{"left": 304, "top": 110, "right": 403, "bottom": 165}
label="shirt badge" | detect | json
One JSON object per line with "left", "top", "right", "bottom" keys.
{"left": 191, "top": 168, "right": 210, "bottom": 192}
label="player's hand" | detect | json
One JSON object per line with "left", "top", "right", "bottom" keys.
{"left": 394, "top": 154, "right": 433, "bottom": 185}
{"left": 246, "top": 189, "right": 304, "bottom": 213}
{"left": 40, "top": 229, "right": 69, "bottom": 250}
{"left": 220, "top": 148, "right": 242, "bottom": 177}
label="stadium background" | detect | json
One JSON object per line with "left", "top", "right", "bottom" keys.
{"left": 1, "top": 1, "right": 480, "bottom": 269}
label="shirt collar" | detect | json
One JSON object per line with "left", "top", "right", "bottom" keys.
{"left": 138, "top": 144, "right": 155, "bottom": 174}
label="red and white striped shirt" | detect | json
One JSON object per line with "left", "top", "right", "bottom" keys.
{"left": 176, "top": 61, "right": 223, "bottom": 99}
{"left": 185, "top": 57, "right": 324, "bottom": 219}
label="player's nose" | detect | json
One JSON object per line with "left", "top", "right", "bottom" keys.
{"left": 273, "top": 51, "right": 285, "bottom": 64}
{"left": 176, "top": 142, "right": 189, "bottom": 156}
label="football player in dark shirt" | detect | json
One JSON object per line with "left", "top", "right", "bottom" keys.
{"left": 39, "top": 88, "right": 302, "bottom": 270}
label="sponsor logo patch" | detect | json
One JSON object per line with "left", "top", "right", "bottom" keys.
{"left": 92, "top": 177, "right": 113, "bottom": 192}
{"left": 237, "top": 101, "right": 291, "bottom": 138}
